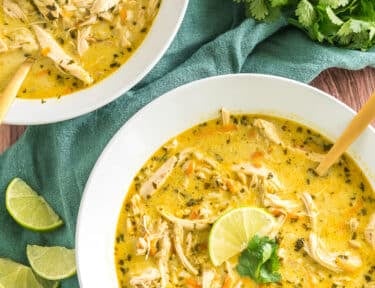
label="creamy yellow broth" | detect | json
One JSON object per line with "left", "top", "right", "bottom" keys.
{"left": 115, "top": 113, "right": 375, "bottom": 288}
{"left": 0, "top": 0, "right": 159, "bottom": 99}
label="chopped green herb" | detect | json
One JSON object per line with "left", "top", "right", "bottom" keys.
{"left": 236, "top": 235, "right": 281, "bottom": 284}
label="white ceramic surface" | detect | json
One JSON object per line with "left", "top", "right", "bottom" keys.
{"left": 4, "top": 0, "right": 188, "bottom": 125}
{"left": 76, "top": 74, "right": 375, "bottom": 287}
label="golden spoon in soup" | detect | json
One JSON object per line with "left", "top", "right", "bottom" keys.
{"left": 0, "top": 0, "right": 160, "bottom": 100}
{"left": 115, "top": 109, "right": 375, "bottom": 287}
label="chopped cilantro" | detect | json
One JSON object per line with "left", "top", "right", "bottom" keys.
{"left": 233, "top": 0, "right": 375, "bottom": 50}
{"left": 236, "top": 235, "right": 281, "bottom": 284}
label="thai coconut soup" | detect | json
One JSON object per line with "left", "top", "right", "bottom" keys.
{"left": 0, "top": 0, "right": 160, "bottom": 99}
{"left": 115, "top": 109, "right": 375, "bottom": 287}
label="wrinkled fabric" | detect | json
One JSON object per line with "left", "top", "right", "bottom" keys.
{"left": 0, "top": 1, "right": 374, "bottom": 287}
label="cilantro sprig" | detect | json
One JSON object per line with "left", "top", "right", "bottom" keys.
{"left": 234, "top": 0, "right": 375, "bottom": 50}
{"left": 236, "top": 235, "right": 281, "bottom": 284}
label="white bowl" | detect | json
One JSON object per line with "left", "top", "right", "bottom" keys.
{"left": 76, "top": 74, "right": 375, "bottom": 287}
{"left": 4, "top": 0, "right": 188, "bottom": 125}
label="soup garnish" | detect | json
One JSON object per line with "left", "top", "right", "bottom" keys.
{"left": 115, "top": 109, "right": 375, "bottom": 287}
{"left": 0, "top": 0, "right": 159, "bottom": 99}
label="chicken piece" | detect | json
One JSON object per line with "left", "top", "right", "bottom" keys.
{"left": 173, "top": 224, "right": 199, "bottom": 275}
{"left": 193, "top": 151, "right": 219, "bottom": 168}
{"left": 221, "top": 108, "right": 230, "bottom": 126}
{"left": 140, "top": 156, "right": 177, "bottom": 199}
{"left": 33, "top": 25, "right": 93, "bottom": 84}
{"left": 90, "top": 0, "right": 119, "bottom": 14}
{"left": 263, "top": 193, "right": 301, "bottom": 212}
{"left": 254, "top": 118, "right": 284, "bottom": 145}
{"left": 232, "top": 162, "right": 283, "bottom": 191}
{"left": 129, "top": 267, "right": 160, "bottom": 287}
{"left": 0, "top": 37, "right": 8, "bottom": 53}
{"left": 32, "top": 0, "right": 61, "bottom": 20}
{"left": 3, "top": 0, "right": 27, "bottom": 21}
{"left": 348, "top": 217, "right": 359, "bottom": 232}
{"left": 302, "top": 193, "right": 362, "bottom": 273}
{"left": 77, "top": 26, "right": 91, "bottom": 56}
{"left": 7, "top": 28, "right": 39, "bottom": 53}
{"left": 301, "top": 192, "right": 318, "bottom": 230}
{"left": 365, "top": 213, "right": 375, "bottom": 249}
{"left": 130, "top": 194, "right": 142, "bottom": 216}
{"left": 72, "top": 0, "right": 95, "bottom": 8}
{"left": 304, "top": 233, "right": 342, "bottom": 273}
{"left": 269, "top": 214, "right": 286, "bottom": 238}
{"left": 135, "top": 237, "right": 149, "bottom": 256}
{"left": 157, "top": 232, "right": 171, "bottom": 288}
{"left": 159, "top": 209, "right": 215, "bottom": 231}
{"left": 202, "top": 269, "right": 215, "bottom": 288}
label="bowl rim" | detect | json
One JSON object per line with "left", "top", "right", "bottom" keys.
{"left": 3, "top": 0, "right": 189, "bottom": 125}
{"left": 76, "top": 73, "right": 375, "bottom": 287}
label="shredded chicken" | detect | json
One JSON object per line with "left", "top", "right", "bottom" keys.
{"left": 263, "top": 193, "right": 301, "bottom": 212}
{"left": 129, "top": 267, "right": 161, "bottom": 287}
{"left": 0, "top": 36, "right": 8, "bottom": 53}
{"left": 221, "top": 108, "right": 230, "bottom": 126}
{"left": 6, "top": 28, "right": 39, "bottom": 53}
{"left": 32, "top": 0, "right": 61, "bottom": 20}
{"left": 140, "top": 155, "right": 177, "bottom": 199}
{"left": 232, "top": 162, "right": 283, "bottom": 191}
{"left": 156, "top": 231, "right": 171, "bottom": 288}
{"left": 269, "top": 214, "right": 287, "bottom": 238}
{"left": 349, "top": 217, "right": 359, "bottom": 232}
{"left": 91, "top": 0, "right": 119, "bottom": 14}
{"left": 302, "top": 192, "right": 363, "bottom": 273}
{"left": 32, "top": 25, "right": 93, "bottom": 84}
{"left": 159, "top": 209, "right": 215, "bottom": 231}
{"left": 254, "top": 118, "right": 284, "bottom": 145}
{"left": 77, "top": 26, "right": 91, "bottom": 56}
{"left": 301, "top": 192, "right": 318, "bottom": 230}
{"left": 3, "top": 0, "right": 27, "bottom": 21}
{"left": 202, "top": 269, "right": 216, "bottom": 288}
{"left": 365, "top": 213, "right": 375, "bottom": 249}
{"left": 172, "top": 224, "right": 199, "bottom": 275}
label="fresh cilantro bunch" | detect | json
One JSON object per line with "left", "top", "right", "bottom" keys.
{"left": 234, "top": 0, "right": 375, "bottom": 50}
{"left": 236, "top": 235, "right": 281, "bottom": 283}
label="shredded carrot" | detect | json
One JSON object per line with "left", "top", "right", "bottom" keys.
{"left": 149, "top": 239, "right": 158, "bottom": 256}
{"left": 248, "top": 128, "right": 257, "bottom": 139}
{"left": 36, "top": 69, "right": 48, "bottom": 77}
{"left": 225, "top": 179, "right": 236, "bottom": 193}
{"left": 186, "top": 278, "right": 201, "bottom": 288}
{"left": 41, "top": 47, "right": 51, "bottom": 56}
{"left": 222, "top": 275, "right": 233, "bottom": 288}
{"left": 185, "top": 160, "right": 195, "bottom": 176}
{"left": 120, "top": 7, "right": 127, "bottom": 23}
{"left": 189, "top": 208, "right": 199, "bottom": 220}
{"left": 251, "top": 151, "right": 264, "bottom": 167}
{"left": 219, "top": 124, "right": 237, "bottom": 133}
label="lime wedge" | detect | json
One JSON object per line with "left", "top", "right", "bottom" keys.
{"left": 208, "top": 207, "right": 275, "bottom": 266}
{"left": 0, "top": 258, "right": 58, "bottom": 288}
{"left": 5, "top": 178, "right": 63, "bottom": 232}
{"left": 26, "top": 245, "right": 76, "bottom": 281}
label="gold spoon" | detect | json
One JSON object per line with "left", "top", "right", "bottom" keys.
{"left": 0, "top": 59, "right": 34, "bottom": 124}
{"left": 315, "top": 92, "right": 375, "bottom": 176}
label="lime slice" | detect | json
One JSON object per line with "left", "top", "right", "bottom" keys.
{"left": 26, "top": 245, "right": 76, "bottom": 281}
{"left": 5, "top": 178, "right": 63, "bottom": 231}
{"left": 0, "top": 258, "right": 58, "bottom": 288}
{"left": 208, "top": 207, "right": 275, "bottom": 266}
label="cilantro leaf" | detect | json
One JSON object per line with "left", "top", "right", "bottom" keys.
{"left": 232, "top": 0, "right": 375, "bottom": 50}
{"left": 296, "top": 0, "right": 316, "bottom": 27}
{"left": 236, "top": 235, "right": 281, "bottom": 284}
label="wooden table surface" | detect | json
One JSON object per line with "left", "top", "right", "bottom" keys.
{"left": 1, "top": 67, "right": 375, "bottom": 154}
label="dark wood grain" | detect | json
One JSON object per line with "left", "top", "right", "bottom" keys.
{"left": 1, "top": 67, "right": 375, "bottom": 154}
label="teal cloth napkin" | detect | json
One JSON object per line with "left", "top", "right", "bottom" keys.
{"left": 1, "top": 1, "right": 375, "bottom": 287}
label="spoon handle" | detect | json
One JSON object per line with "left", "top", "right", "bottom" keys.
{"left": 0, "top": 59, "right": 34, "bottom": 124}
{"left": 316, "top": 92, "right": 375, "bottom": 176}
